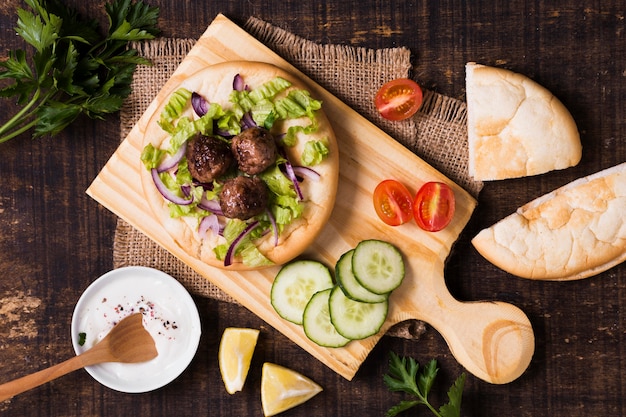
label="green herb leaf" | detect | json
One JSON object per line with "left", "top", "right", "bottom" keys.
{"left": 35, "top": 101, "right": 82, "bottom": 136}
{"left": 418, "top": 359, "right": 439, "bottom": 399}
{"left": 15, "top": 6, "right": 61, "bottom": 52}
{"left": 384, "top": 352, "right": 465, "bottom": 417}
{"left": 106, "top": 0, "right": 160, "bottom": 38}
{"left": 386, "top": 400, "right": 422, "bottom": 417}
{"left": 0, "top": 50, "right": 34, "bottom": 81}
{"left": 0, "top": 0, "right": 160, "bottom": 144}
{"left": 438, "top": 373, "right": 466, "bottom": 417}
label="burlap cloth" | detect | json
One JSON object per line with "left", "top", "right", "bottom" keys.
{"left": 113, "top": 17, "right": 483, "bottom": 340}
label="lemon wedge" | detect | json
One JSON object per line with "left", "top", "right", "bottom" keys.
{"left": 261, "top": 362, "right": 323, "bottom": 416}
{"left": 218, "top": 327, "right": 260, "bottom": 394}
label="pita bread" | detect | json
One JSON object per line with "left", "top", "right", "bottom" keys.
{"left": 140, "top": 61, "right": 339, "bottom": 270}
{"left": 466, "top": 62, "right": 582, "bottom": 181}
{"left": 472, "top": 162, "right": 626, "bottom": 280}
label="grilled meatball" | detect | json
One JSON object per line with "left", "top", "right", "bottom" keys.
{"left": 219, "top": 176, "right": 269, "bottom": 220}
{"left": 186, "top": 135, "right": 234, "bottom": 183}
{"left": 231, "top": 127, "right": 277, "bottom": 175}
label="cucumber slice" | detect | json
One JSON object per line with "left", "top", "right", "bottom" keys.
{"left": 329, "top": 286, "right": 388, "bottom": 340}
{"left": 302, "top": 289, "right": 351, "bottom": 348}
{"left": 352, "top": 240, "right": 405, "bottom": 294}
{"left": 336, "top": 249, "right": 388, "bottom": 303}
{"left": 271, "top": 260, "right": 333, "bottom": 325}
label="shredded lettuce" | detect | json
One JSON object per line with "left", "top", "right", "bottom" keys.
{"left": 248, "top": 77, "right": 292, "bottom": 103}
{"left": 216, "top": 110, "right": 242, "bottom": 136}
{"left": 229, "top": 77, "right": 291, "bottom": 112}
{"left": 230, "top": 77, "right": 292, "bottom": 128}
{"left": 214, "top": 220, "right": 273, "bottom": 267}
{"left": 282, "top": 119, "right": 319, "bottom": 147}
{"left": 301, "top": 139, "right": 330, "bottom": 166}
{"left": 238, "top": 243, "right": 274, "bottom": 267}
{"left": 274, "top": 90, "right": 323, "bottom": 146}
{"left": 273, "top": 194, "right": 303, "bottom": 222}
{"left": 158, "top": 88, "right": 192, "bottom": 134}
{"left": 166, "top": 103, "right": 226, "bottom": 154}
{"left": 251, "top": 99, "right": 276, "bottom": 128}
{"left": 204, "top": 180, "right": 223, "bottom": 201}
{"left": 274, "top": 90, "right": 322, "bottom": 120}
{"left": 229, "top": 90, "right": 256, "bottom": 115}
{"left": 256, "top": 167, "right": 301, "bottom": 233}
{"left": 143, "top": 75, "right": 328, "bottom": 267}
{"left": 259, "top": 165, "right": 302, "bottom": 226}
{"left": 260, "top": 165, "right": 297, "bottom": 197}
{"left": 140, "top": 143, "right": 165, "bottom": 170}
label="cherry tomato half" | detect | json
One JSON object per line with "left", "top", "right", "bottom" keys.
{"left": 374, "top": 78, "right": 423, "bottom": 121}
{"left": 373, "top": 179, "right": 414, "bottom": 226}
{"left": 413, "top": 182, "right": 455, "bottom": 232}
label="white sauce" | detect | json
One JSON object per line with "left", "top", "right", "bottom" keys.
{"left": 72, "top": 267, "right": 201, "bottom": 392}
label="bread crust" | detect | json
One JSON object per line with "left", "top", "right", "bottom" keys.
{"left": 140, "top": 61, "right": 339, "bottom": 270}
{"left": 472, "top": 162, "right": 626, "bottom": 280}
{"left": 466, "top": 62, "right": 582, "bottom": 181}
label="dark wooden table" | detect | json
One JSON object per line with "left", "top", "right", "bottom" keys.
{"left": 1, "top": 1, "right": 625, "bottom": 415}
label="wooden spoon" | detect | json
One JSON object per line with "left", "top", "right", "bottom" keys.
{"left": 0, "top": 313, "right": 157, "bottom": 401}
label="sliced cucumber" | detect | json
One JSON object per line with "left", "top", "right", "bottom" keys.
{"left": 352, "top": 239, "right": 405, "bottom": 295}
{"left": 336, "top": 249, "right": 389, "bottom": 303}
{"left": 328, "top": 285, "right": 388, "bottom": 340}
{"left": 271, "top": 260, "right": 333, "bottom": 325}
{"left": 302, "top": 289, "right": 351, "bottom": 348}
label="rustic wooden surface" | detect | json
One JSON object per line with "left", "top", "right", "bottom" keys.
{"left": 87, "top": 14, "right": 533, "bottom": 384}
{"left": 0, "top": 1, "right": 624, "bottom": 416}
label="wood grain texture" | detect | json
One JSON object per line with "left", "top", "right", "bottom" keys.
{"left": 87, "top": 15, "right": 533, "bottom": 383}
{"left": 1, "top": 1, "right": 625, "bottom": 416}
{"left": 0, "top": 314, "right": 157, "bottom": 401}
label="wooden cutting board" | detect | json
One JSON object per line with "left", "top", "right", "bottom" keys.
{"left": 87, "top": 14, "right": 534, "bottom": 383}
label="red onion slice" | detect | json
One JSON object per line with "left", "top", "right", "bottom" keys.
{"left": 181, "top": 184, "right": 192, "bottom": 197}
{"left": 224, "top": 221, "right": 259, "bottom": 266}
{"left": 282, "top": 158, "right": 304, "bottom": 201}
{"left": 157, "top": 142, "right": 186, "bottom": 173}
{"left": 233, "top": 74, "right": 245, "bottom": 91}
{"left": 266, "top": 209, "right": 279, "bottom": 246}
{"left": 241, "top": 112, "right": 257, "bottom": 129}
{"left": 191, "top": 92, "right": 209, "bottom": 117}
{"left": 198, "top": 214, "right": 220, "bottom": 238}
{"left": 292, "top": 166, "right": 321, "bottom": 182}
{"left": 198, "top": 196, "right": 224, "bottom": 216}
{"left": 151, "top": 168, "right": 194, "bottom": 205}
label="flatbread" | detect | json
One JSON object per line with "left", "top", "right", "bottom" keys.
{"left": 472, "top": 162, "right": 626, "bottom": 280}
{"left": 466, "top": 62, "right": 582, "bottom": 181}
{"left": 140, "top": 61, "right": 339, "bottom": 270}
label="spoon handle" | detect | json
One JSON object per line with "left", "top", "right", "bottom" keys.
{"left": 0, "top": 355, "right": 87, "bottom": 402}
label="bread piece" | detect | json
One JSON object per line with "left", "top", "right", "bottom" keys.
{"left": 140, "top": 61, "right": 339, "bottom": 270}
{"left": 472, "top": 162, "right": 626, "bottom": 280}
{"left": 466, "top": 62, "right": 582, "bottom": 181}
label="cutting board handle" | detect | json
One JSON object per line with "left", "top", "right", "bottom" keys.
{"left": 405, "top": 269, "right": 535, "bottom": 384}
{"left": 436, "top": 298, "right": 533, "bottom": 384}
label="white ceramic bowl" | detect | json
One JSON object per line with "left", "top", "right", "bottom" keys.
{"left": 71, "top": 266, "right": 202, "bottom": 393}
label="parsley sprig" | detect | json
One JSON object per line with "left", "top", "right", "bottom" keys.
{"left": 0, "top": 0, "right": 160, "bottom": 143}
{"left": 384, "top": 352, "right": 466, "bottom": 417}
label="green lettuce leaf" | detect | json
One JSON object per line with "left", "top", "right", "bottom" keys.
{"left": 140, "top": 143, "right": 165, "bottom": 170}
{"left": 248, "top": 77, "right": 292, "bottom": 103}
{"left": 144, "top": 75, "right": 329, "bottom": 267}
{"left": 301, "top": 139, "right": 330, "bottom": 166}
{"left": 158, "top": 87, "right": 192, "bottom": 133}
{"left": 274, "top": 89, "right": 322, "bottom": 120}
{"left": 215, "top": 219, "right": 273, "bottom": 267}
